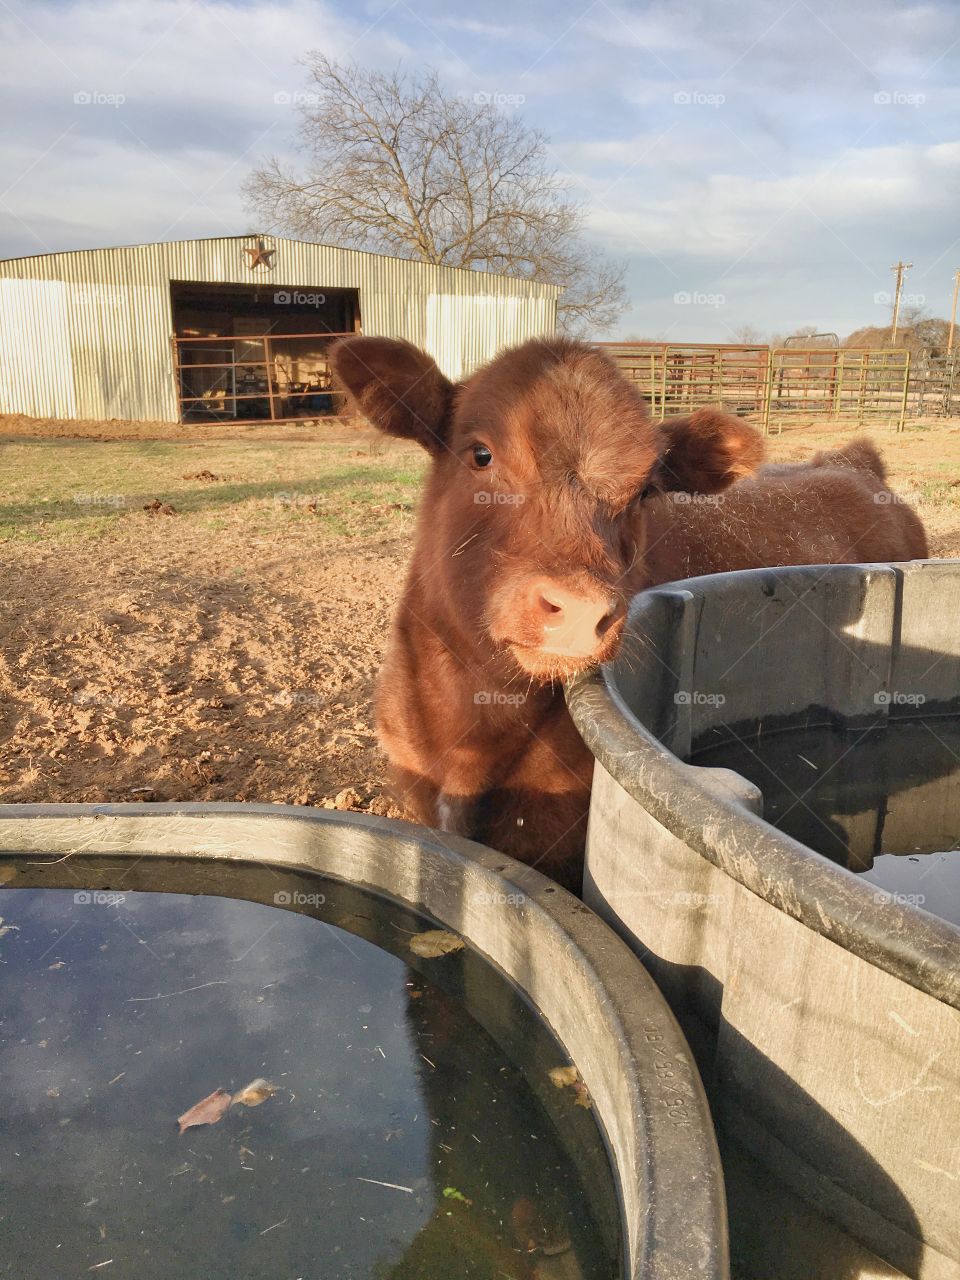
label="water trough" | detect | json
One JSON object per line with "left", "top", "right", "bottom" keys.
{"left": 568, "top": 560, "right": 960, "bottom": 1280}
{"left": 0, "top": 802, "right": 728, "bottom": 1280}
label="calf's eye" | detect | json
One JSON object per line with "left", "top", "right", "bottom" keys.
{"left": 472, "top": 443, "right": 493, "bottom": 468}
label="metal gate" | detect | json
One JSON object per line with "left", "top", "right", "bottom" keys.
{"left": 599, "top": 342, "right": 912, "bottom": 432}
{"left": 596, "top": 342, "right": 768, "bottom": 419}
{"left": 661, "top": 345, "right": 769, "bottom": 417}
{"left": 765, "top": 348, "right": 910, "bottom": 433}
{"left": 907, "top": 354, "right": 960, "bottom": 418}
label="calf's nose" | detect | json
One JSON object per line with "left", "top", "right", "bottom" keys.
{"left": 532, "top": 581, "right": 622, "bottom": 656}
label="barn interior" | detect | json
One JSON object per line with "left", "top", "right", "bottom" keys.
{"left": 170, "top": 281, "right": 361, "bottom": 422}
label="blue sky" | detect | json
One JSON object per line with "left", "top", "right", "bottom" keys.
{"left": 2, "top": 0, "right": 959, "bottom": 338}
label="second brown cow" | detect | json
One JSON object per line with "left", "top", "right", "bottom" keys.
{"left": 331, "top": 336, "right": 927, "bottom": 883}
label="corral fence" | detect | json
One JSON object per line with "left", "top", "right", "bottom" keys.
{"left": 907, "top": 353, "right": 960, "bottom": 419}
{"left": 599, "top": 343, "right": 769, "bottom": 421}
{"left": 766, "top": 348, "right": 910, "bottom": 433}
{"left": 597, "top": 342, "right": 960, "bottom": 433}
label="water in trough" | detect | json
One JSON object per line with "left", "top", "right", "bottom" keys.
{"left": 692, "top": 716, "right": 960, "bottom": 928}
{"left": 0, "top": 857, "right": 619, "bottom": 1280}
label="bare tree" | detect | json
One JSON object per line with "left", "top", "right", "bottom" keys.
{"left": 845, "top": 306, "right": 952, "bottom": 355}
{"left": 730, "top": 323, "right": 765, "bottom": 345}
{"left": 244, "top": 58, "right": 627, "bottom": 335}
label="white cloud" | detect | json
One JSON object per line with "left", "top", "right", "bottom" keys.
{"left": 1, "top": 0, "right": 959, "bottom": 338}
{"left": 584, "top": 140, "right": 960, "bottom": 261}
{"left": 0, "top": 0, "right": 418, "bottom": 254}
{"left": 0, "top": 137, "right": 259, "bottom": 256}
{"left": 2, "top": 0, "right": 357, "bottom": 116}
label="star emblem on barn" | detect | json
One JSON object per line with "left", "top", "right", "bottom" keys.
{"left": 244, "top": 240, "right": 276, "bottom": 270}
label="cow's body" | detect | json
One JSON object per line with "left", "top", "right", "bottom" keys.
{"left": 331, "top": 336, "right": 928, "bottom": 883}
{"left": 645, "top": 452, "right": 927, "bottom": 583}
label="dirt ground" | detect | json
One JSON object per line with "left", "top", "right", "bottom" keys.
{"left": 0, "top": 527, "right": 405, "bottom": 812}
{"left": 1, "top": 412, "right": 959, "bottom": 813}
{"left": 0, "top": 411, "right": 347, "bottom": 444}
{"left": 0, "top": 426, "right": 418, "bottom": 814}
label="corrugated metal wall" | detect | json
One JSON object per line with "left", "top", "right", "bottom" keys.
{"left": 426, "top": 293, "right": 556, "bottom": 381}
{"left": 0, "top": 279, "right": 76, "bottom": 418}
{"left": 0, "top": 236, "right": 560, "bottom": 422}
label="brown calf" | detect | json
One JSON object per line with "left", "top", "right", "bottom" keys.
{"left": 331, "top": 336, "right": 927, "bottom": 883}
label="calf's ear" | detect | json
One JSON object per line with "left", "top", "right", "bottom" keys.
{"left": 330, "top": 337, "right": 456, "bottom": 453}
{"left": 658, "top": 408, "right": 765, "bottom": 494}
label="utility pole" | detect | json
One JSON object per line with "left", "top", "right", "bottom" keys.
{"left": 948, "top": 269, "right": 960, "bottom": 355}
{"left": 890, "top": 260, "right": 913, "bottom": 345}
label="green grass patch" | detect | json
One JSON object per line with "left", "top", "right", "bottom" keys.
{"left": 0, "top": 438, "right": 426, "bottom": 545}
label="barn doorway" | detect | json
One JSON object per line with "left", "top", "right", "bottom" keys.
{"left": 170, "top": 280, "right": 360, "bottom": 423}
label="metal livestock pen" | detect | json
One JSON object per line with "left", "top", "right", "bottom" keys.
{"left": 598, "top": 342, "right": 916, "bottom": 432}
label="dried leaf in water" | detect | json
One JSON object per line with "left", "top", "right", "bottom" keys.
{"left": 549, "top": 1065, "right": 593, "bottom": 1108}
{"left": 231, "top": 1078, "right": 276, "bottom": 1108}
{"left": 409, "top": 930, "right": 465, "bottom": 959}
{"left": 549, "top": 1066, "right": 579, "bottom": 1089}
{"left": 177, "top": 1088, "right": 232, "bottom": 1134}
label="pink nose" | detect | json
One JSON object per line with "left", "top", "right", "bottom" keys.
{"left": 531, "top": 581, "right": 621, "bottom": 657}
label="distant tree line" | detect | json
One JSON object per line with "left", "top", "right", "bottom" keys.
{"left": 623, "top": 309, "right": 954, "bottom": 356}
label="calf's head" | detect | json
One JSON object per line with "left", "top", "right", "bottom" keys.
{"left": 332, "top": 336, "right": 760, "bottom": 680}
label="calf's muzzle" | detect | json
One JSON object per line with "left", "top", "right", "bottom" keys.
{"left": 527, "top": 579, "right": 623, "bottom": 659}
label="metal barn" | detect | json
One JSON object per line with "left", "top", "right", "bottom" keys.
{"left": 0, "top": 235, "right": 560, "bottom": 424}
